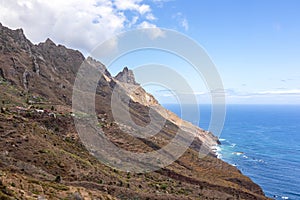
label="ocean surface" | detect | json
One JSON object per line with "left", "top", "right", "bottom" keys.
{"left": 163, "top": 104, "right": 300, "bottom": 200}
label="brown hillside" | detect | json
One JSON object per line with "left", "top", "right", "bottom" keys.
{"left": 0, "top": 23, "right": 270, "bottom": 200}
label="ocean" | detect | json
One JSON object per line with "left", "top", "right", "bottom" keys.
{"left": 163, "top": 104, "right": 300, "bottom": 200}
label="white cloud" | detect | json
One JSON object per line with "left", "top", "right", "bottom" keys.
{"left": 181, "top": 18, "right": 189, "bottom": 31}
{"left": 155, "top": 89, "right": 207, "bottom": 96}
{"left": 256, "top": 89, "right": 300, "bottom": 95}
{"left": 224, "top": 89, "right": 300, "bottom": 98}
{"left": 0, "top": 0, "right": 156, "bottom": 53}
{"left": 128, "top": 16, "right": 139, "bottom": 28}
{"left": 225, "top": 89, "right": 300, "bottom": 104}
{"left": 137, "top": 21, "right": 165, "bottom": 39}
{"left": 154, "top": 88, "right": 300, "bottom": 104}
{"left": 172, "top": 12, "right": 189, "bottom": 31}
{"left": 146, "top": 13, "right": 156, "bottom": 21}
{"left": 114, "top": 0, "right": 150, "bottom": 15}
{"left": 138, "top": 4, "right": 151, "bottom": 15}
{"left": 138, "top": 21, "right": 157, "bottom": 28}
{"left": 151, "top": 0, "right": 174, "bottom": 8}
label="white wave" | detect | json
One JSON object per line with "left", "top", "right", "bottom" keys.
{"left": 211, "top": 145, "right": 222, "bottom": 159}
{"left": 281, "top": 196, "right": 289, "bottom": 199}
{"left": 217, "top": 154, "right": 223, "bottom": 159}
{"left": 219, "top": 138, "right": 226, "bottom": 142}
{"left": 249, "top": 158, "right": 265, "bottom": 163}
{"left": 230, "top": 143, "right": 236, "bottom": 148}
{"left": 232, "top": 152, "right": 244, "bottom": 156}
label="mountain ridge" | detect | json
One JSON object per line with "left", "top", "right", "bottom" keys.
{"left": 0, "top": 23, "right": 270, "bottom": 200}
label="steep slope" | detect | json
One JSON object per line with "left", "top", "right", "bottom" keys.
{"left": 0, "top": 23, "right": 270, "bottom": 199}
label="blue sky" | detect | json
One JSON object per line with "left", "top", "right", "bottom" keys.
{"left": 0, "top": 0, "right": 299, "bottom": 104}
{"left": 113, "top": 0, "right": 300, "bottom": 104}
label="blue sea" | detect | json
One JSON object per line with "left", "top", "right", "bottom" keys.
{"left": 163, "top": 104, "right": 300, "bottom": 200}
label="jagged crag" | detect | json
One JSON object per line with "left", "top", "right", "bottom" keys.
{"left": 0, "top": 23, "right": 270, "bottom": 200}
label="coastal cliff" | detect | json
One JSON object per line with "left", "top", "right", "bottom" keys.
{"left": 0, "top": 23, "right": 270, "bottom": 199}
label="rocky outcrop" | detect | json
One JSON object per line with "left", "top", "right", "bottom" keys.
{"left": 32, "top": 55, "right": 40, "bottom": 75}
{"left": 0, "top": 24, "right": 32, "bottom": 55}
{"left": 0, "top": 23, "right": 85, "bottom": 104}
{"left": 115, "top": 67, "right": 138, "bottom": 85}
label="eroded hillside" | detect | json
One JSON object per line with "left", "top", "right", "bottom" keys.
{"left": 0, "top": 23, "right": 270, "bottom": 200}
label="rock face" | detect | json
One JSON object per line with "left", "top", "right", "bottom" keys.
{"left": 0, "top": 23, "right": 270, "bottom": 199}
{"left": 0, "top": 23, "right": 85, "bottom": 105}
{"left": 115, "top": 66, "right": 138, "bottom": 85}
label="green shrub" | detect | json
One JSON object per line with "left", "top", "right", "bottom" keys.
{"left": 160, "top": 183, "right": 167, "bottom": 190}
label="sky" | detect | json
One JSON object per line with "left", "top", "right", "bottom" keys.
{"left": 0, "top": 0, "right": 299, "bottom": 104}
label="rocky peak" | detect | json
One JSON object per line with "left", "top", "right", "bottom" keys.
{"left": 36, "top": 37, "right": 85, "bottom": 76}
{"left": 38, "top": 38, "right": 57, "bottom": 49}
{"left": 0, "top": 23, "right": 33, "bottom": 54}
{"left": 114, "top": 67, "right": 138, "bottom": 85}
{"left": 86, "top": 57, "right": 108, "bottom": 73}
{"left": 44, "top": 38, "right": 56, "bottom": 46}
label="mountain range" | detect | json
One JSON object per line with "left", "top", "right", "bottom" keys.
{"left": 0, "top": 23, "right": 270, "bottom": 200}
